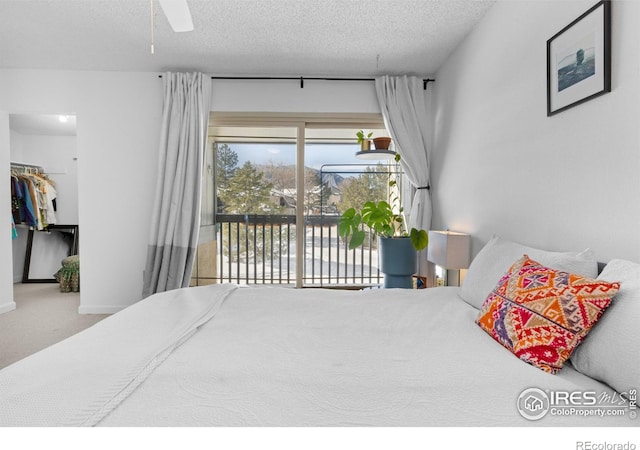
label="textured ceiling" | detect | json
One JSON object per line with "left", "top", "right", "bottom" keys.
{"left": 0, "top": 0, "right": 495, "bottom": 77}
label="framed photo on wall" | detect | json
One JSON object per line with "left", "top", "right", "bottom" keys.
{"left": 547, "top": 0, "right": 611, "bottom": 116}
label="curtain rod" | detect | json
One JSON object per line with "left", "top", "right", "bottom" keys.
{"left": 158, "top": 75, "right": 435, "bottom": 90}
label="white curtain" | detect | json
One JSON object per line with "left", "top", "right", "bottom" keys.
{"left": 375, "top": 75, "right": 433, "bottom": 276}
{"left": 375, "top": 75, "right": 433, "bottom": 232}
{"left": 142, "top": 72, "right": 211, "bottom": 298}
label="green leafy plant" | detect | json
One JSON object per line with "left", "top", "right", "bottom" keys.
{"left": 338, "top": 153, "right": 428, "bottom": 251}
{"left": 356, "top": 129, "right": 373, "bottom": 144}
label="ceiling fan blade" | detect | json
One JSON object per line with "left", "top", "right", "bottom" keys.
{"left": 158, "top": 0, "right": 194, "bottom": 32}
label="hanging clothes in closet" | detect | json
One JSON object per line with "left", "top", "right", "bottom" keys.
{"left": 10, "top": 164, "right": 57, "bottom": 238}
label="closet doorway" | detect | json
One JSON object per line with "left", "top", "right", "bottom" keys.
{"left": 9, "top": 113, "right": 79, "bottom": 297}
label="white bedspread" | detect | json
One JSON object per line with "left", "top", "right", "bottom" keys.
{"left": 0, "top": 284, "right": 236, "bottom": 426}
{"left": 0, "top": 284, "right": 635, "bottom": 427}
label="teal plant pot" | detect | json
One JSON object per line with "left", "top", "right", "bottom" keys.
{"left": 379, "top": 236, "right": 417, "bottom": 288}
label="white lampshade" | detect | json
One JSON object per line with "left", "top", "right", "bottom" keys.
{"left": 427, "top": 230, "right": 471, "bottom": 269}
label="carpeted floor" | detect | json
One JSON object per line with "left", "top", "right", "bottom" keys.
{"left": 0, "top": 283, "right": 110, "bottom": 370}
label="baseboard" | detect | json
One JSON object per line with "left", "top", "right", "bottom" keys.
{"left": 78, "top": 304, "right": 125, "bottom": 315}
{"left": 0, "top": 301, "right": 17, "bottom": 314}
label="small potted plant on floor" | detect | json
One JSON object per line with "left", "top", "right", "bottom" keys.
{"left": 338, "top": 154, "right": 428, "bottom": 288}
{"left": 54, "top": 255, "right": 80, "bottom": 293}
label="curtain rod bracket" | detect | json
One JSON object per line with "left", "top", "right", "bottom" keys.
{"left": 423, "top": 79, "right": 436, "bottom": 90}
{"left": 300, "top": 77, "right": 304, "bottom": 89}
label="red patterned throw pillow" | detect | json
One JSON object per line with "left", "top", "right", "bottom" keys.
{"left": 476, "top": 255, "right": 620, "bottom": 374}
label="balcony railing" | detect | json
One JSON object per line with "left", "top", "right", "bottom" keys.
{"left": 211, "top": 214, "right": 381, "bottom": 286}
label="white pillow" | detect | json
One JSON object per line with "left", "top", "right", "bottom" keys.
{"left": 571, "top": 259, "right": 639, "bottom": 395}
{"left": 458, "top": 235, "right": 598, "bottom": 310}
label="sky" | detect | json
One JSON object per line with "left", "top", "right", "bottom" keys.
{"left": 230, "top": 143, "right": 393, "bottom": 177}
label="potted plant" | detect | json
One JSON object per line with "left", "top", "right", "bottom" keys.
{"left": 54, "top": 255, "right": 80, "bottom": 293}
{"left": 372, "top": 136, "right": 392, "bottom": 150}
{"left": 356, "top": 129, "right": 373, "bottom": 151}
{"left": 338, "top": 154, "right": 428, "bottom": 288}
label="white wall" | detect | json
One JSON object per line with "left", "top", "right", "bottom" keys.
{"left": 0, "top": 112, "right": 15, "bottom": 313}
{"left": 430, "top": 0, "right": 640, "bottom": 263}
{"left": 9, "top": 129, "right": 24, "bottom": 161}
{"left": 0, "top": 70, "right": 163, "bottom": 313}
{"left": 0, "top": 71, "right": 380, "bottom": 313}
{"left": 210, "top": 78, "right": 380, "bottom": 113}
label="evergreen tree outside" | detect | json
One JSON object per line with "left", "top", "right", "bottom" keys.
{"left": 221, "top": 161, "right": 277, "bottom": 214}
{"left": 215, "top": 143, "right": 239, "bottom": 213}
{"left": 218, "top": 159, "right": 291, "bottom": 265}
{"left": 337, "top": 165, "right": 389, "bottom": 214}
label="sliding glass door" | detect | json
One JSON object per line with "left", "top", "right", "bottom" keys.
{"left": 303, "top": 126, "right": 398, "bottom": 287}
{"left": 190, "top": 114, "right": 395, "bottom": 288}
{"left": 196, "top": 124, "right": 300, "bottom": 286}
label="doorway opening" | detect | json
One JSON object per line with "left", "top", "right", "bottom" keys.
{"left": 9, "top": 113, "right": 80, "bottom": 298}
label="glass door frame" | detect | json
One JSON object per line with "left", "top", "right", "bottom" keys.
{"left": 208, "top": 112, "right": 386, "bottom": 288}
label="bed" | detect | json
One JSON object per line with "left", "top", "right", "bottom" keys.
{"left": 0, "top": 236, "right": 638, "bottom": 427}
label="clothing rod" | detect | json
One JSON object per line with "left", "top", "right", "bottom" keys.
{"left": 10, "top": 161, "right": 43, "bottom": 169}
{"left": 158, "top": 75, "right": 435, "bottom": 90}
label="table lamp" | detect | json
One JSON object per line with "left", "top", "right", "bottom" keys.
{"left": 427, "top": 230, "right": 471, "bottom": 286}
